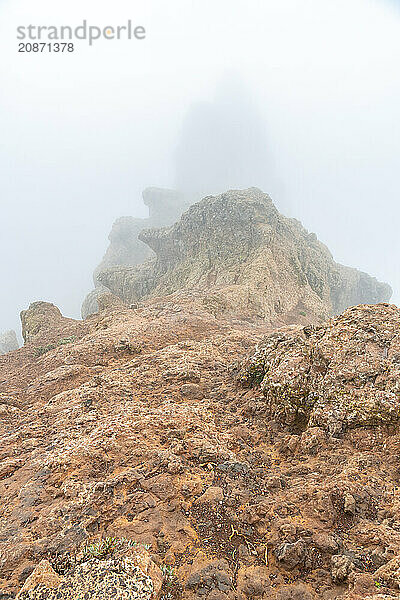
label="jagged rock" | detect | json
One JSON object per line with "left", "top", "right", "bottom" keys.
{"left": 16, "top": 543, "right": 164, "bottom": 600}
{"left": 274, "top": 539, "right": 307, "bottom": 569}
{"left": 20, "top": 301, "right": 84, "bottom": 348}
{"left": 16, "top": 560, "right": 61, "bottom": 597}
{"left": 82, "top": 187, "right": 190, "bottom": 318}
{"left": 20, "top": 302, "right": 64, "bottom": 343}
{"left": 99, "top": 188, "right": 391, "bottom": 324}
{"left": 81, "top": 284, "right": 110, "bottom": 321}
{"left": 241, "top": 303, "right": 400, "bottom": 433}
{"left": 374, "top": 555, "right": 400, "bottom": 590}
{"left": 331, "top": 554, "right": 354, "bottom": 583}
{"left": 0, "top": 330, "right": 19, "bottom": 355}
{"left": 3, "top": 290, "right": 400, "bottom": 600}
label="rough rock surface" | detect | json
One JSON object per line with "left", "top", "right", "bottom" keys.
{"left": 16, "top": 543, "right": 161, "bottom": 600}
{"left": 240, "top": 303, "right": 400, "bottom": 435}
{"left": 99, "top": 188, "right": 391, "bottom": 325}
{"left": 0, "top": 331, "right": 19, "bottom": 355}
{"left": 1, "top": 297, "right": 400, "bottom": 599}
{"left": 82, "top": 187, "right": 191, "bottom": 318}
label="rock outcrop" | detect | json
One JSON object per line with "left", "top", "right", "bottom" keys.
{"left": 0, "top": 186, "right": 398, "bottom": 600}
{"left": 241, "top": 303, "right": 400, "bottom": 435}
{"left": 82, "top": 187, "right": 190, "bottom": 318}
{"left": 0, "top": 330, "right": 19, "bottom": 355}
{"left": 99, "top": 188, "right": 391, "bottom": 325}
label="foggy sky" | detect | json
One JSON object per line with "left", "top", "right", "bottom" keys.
{"left": 0, "top": 0, "right": 399, "bottom": 337}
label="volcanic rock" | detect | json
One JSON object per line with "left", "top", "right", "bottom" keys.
{"left": 99, "top": 188, "right": 391, "bottom": 325}
{"left": 82, "top": 187, "right": 190, "bottom": 318}
{"left": 241, "top": 303, "right": 400, "bottom": 434}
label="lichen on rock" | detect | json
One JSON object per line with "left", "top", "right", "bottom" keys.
{"left": 241, "top": 303, "right": 400, "bottom": 434}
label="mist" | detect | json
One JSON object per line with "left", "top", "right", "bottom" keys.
{"left": 1, "top": 0, "right": 399, "bottom": 337}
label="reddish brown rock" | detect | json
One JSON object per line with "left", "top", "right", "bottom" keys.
{"left": 0, "top": 298, "right": 399, "bottom": 600}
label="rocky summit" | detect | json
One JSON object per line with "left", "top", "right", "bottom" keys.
{"left": 96, "top": 188, "right": 391, "bottom": 326}
{"left": 0, "top": 189, "right": 399, "bottom": 600}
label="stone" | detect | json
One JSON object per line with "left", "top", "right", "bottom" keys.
{"left": 16, "top": 552, "right": 161, "bottom": 600}
{"left": 16, "top": 560, "right": 62, "bottom": 598}
{"left": 374, "top": 555, "right": 400, "bottom": 589}
{"left": 82, "top": 187, "right": 191, "bottom": 318}
{"left": 344, "top": 493, "right": 356, "bottom": 515}
{"left": 274, "top": 539, "right": 307, "bottom": 569}
{"left": 2, "top": 237, "right": 400, "bottom": 600}
{"left": 331, "top": 554, "right": 354, "bottom": 583}
{"left": 241, "top": 303, "right": 400, "bottom": 433}
{"left": 311, "top": 532, "right": 339, "bottom": 554}
{"left": 186, "top": 559, "right": 232, "bottom": 595}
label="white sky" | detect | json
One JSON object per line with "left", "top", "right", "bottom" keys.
{"left": 0, "top": 0, "right": 399, "bottom": 335}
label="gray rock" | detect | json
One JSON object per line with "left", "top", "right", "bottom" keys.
{"left": 98, "top": 188, "right": 391, "bottom": 323}
{"left": 82, "top": 187, "right": 191, "bottom": 318}
{"left": 0, "top": 330, "right": 19, "bottom": 355}
{"left": 81, "top": 285, "right": 109, "bottom": 319}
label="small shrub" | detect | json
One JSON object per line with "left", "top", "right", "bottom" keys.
{"left": 35, "top": 343, "right": 57, "bottom": 357}
{"left": 81, "top": 536, "right": 139, "bottom": 561}
{"left": 34, "top": 336, "right": 76, "bottom": 358}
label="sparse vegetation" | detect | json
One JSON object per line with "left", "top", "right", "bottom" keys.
{"left": 81, "top": 536, "right": 138, "bottom": 560}
{"left": 34, "top": 336, "right": 76, "bottom": 357}
{"left": 239, "top": 345, "right": 269, "bottom": 386}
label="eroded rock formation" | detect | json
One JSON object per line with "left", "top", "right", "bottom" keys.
{"left": 241, "top": 303, "right": 400, "bottom": 435}
{"left": 82, "top": 187, "right": 190, "bottom": 318}
{"left": 98, "top": 188, "right": 391, "bottom": 325}
{"left": 0, "top": 187, "right": 397, "bottom": 600}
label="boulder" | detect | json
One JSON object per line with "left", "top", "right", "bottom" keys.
{"left": 241, "top": 303, "right": 400, "bottom": 433}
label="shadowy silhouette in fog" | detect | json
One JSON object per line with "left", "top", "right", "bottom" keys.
{"left": 175, "top": 78, "right": 276, "bottom": 200}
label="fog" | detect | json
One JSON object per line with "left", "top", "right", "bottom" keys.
{"left": 0, "top": 0, "right": 399, "bottom": 337}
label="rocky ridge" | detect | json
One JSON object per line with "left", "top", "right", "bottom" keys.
{"left": 0, "top": 190, "right": 397, "bottom": 600}
{"left": 98, "top": 188, "right": 391, "bottom": 325}
{"left": 1, "top": 296, "right": 400, "bottom": 599}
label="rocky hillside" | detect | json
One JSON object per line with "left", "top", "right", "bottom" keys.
{"left": 1, "top": 295, "right": 400, "bottom": 599}
{"left": 96, "top": 188, "right": 391, "bottom": 326}
{"left": 0, "top": 189, "right": 396, "bottom": 599}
